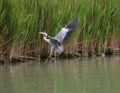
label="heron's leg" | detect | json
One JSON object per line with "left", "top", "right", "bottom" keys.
{"left": 55, "top": 51, "right": 57, "bottom": 59}
{"left": 45, "top": 47, "right": 53, "bottom": 62}
{"left": 50, "top": 47, "right": 53, "bottom": 58}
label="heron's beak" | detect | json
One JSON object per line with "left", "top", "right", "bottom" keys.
{"left": 38, "top": 32, "right": 43, "bottom": 34}
{"left": 38, "top": 32, "right": 47, "bottom": 37}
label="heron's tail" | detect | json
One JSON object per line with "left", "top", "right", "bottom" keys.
{"left": 54, "top": 45, "right": 64, "bottom": 54}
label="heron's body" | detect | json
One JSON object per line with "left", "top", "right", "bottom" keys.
{"left": 39, "top": 19, "right": 78, "bottom": 54}
{"left": 43, "top": 36, "right": 64, "bottom": 53}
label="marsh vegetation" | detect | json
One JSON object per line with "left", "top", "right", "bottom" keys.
{"left": 0, "top": 0, "right": 120, "bottom": 61}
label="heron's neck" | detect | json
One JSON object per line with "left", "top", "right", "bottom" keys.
{"left": 43, "top": 36, "right": 50, "bottom": 42}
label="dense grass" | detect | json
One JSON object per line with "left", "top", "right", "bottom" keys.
{"left": 0, "top": 0, "right": 120, "bottom": 60}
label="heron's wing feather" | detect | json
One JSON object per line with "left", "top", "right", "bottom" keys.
{"left": 54, "top": 28, "right": 69, "bottom": 43}
{"left": 54, "top": 19, "right": 78, "bottom": 43}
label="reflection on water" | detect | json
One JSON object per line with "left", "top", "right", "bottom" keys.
{"left": 0, "top": 56, "right": 120, "bottom": 93}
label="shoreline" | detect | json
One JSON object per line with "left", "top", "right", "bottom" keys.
{"left": 0, "top": 48, "right": 120, "bottom": 63}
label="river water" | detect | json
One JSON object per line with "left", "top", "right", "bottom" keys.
{"left": 0, "top": 56, "right": 120, "bottom": 93}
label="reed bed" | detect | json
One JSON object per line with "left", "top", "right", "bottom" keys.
{"left": 0, "top": 0, "right": 120, "bottom": 61}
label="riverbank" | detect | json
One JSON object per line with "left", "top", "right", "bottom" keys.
{"left": 0, "top": 43, "right": 120, "bottom": 63}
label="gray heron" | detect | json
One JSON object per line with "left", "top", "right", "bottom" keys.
{"left": 39, "top": 19, "right": 78, "bottom": 55}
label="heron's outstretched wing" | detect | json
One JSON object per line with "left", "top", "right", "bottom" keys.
{"left": 54, "top": 19, "right": 78, "bottom": 43}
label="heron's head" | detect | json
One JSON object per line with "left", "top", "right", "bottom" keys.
{"left": 39, "top": 32, "right": 47, "bottom": 36}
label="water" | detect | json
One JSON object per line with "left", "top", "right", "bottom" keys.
{"left": 0, "top": 56, "right": 120, "bottom": 93}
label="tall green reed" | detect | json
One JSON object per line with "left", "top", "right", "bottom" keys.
{"left": 0, "top": 0, "right": 120, "bottom": 59}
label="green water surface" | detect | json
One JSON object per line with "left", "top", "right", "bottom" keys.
{"left": 0, "top": 56, "right": 120, "bottom": 93}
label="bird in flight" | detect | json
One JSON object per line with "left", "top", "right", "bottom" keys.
{"left": 39, "top": 19, "right": 78, "bottom": 55}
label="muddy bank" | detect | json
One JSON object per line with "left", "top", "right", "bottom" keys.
{"left": 0, "top": 46, "right": 120, "bottom": 63}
